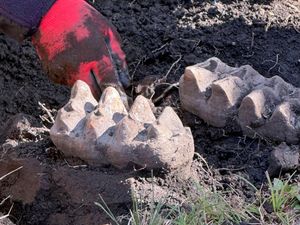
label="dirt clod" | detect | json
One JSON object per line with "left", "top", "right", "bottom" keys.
{"left": 268, "top": 143, "right": 299, "bottom": 177}
{"left": 0, "top": 158, "right": 43, "bottom": 204}
{"left": 0, "top": 113, "right": 41, "bottom": 144}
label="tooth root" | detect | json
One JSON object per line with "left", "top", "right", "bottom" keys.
{"left": 129, "top": 95, "right": 156, "bottom": 123}
{"left": 238, "top": 89, "right": 266, "bottom": 130}
{"left": 97, "top": 87, "right": 128, "bottom": 122}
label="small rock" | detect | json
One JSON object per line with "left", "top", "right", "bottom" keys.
{"left": 268, "top": 143, "right": 299, "bottom": 177}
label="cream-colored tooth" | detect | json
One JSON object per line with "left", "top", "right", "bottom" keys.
{"left": 51, "top": 80, "right": 97, "bottom": 134}
{"left": 129, "top": 95, "right": 156, "bottom": 123}
{"left": 157, "top": 106, "right": 184, "bottom": 133}
{"left": 51, "top": 108, "right": 85, "bottom": 133}
{"left": 68, "top": 80, "right": 97, "bottom": 112}
{"left": 97, "top": 87, "right": 128, "bottom": 122}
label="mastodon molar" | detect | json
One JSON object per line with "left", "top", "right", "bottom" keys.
{"left": 179, "top": 57, "right": 300, "bottom": 144}
{"left": 50, "top": 80, "right": 194, "bottom": 174}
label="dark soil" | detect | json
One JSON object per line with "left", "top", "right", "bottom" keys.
{"left": 0, "top": 0, "right": 299, "bottom": 224}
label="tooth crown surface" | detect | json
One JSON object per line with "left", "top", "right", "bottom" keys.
{"left": 50, "top": 81, "right": 194, "bottom": 174}
{"left": 180, "top": 57, "right": 300, "bottom": 144}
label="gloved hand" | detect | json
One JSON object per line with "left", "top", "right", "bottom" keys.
{"left": 1, "top": 0, "right": 130, "bottom": 101}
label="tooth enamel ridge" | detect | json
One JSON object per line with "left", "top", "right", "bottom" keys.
{"left": 179, "top": 57, "right": 300, "bottom": 144}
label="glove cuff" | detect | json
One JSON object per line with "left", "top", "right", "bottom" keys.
{"left": 0, "top": 0, "right": 56, "bottom": 33}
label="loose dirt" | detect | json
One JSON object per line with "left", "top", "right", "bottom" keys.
{"left": 0, "top": 0, "right": 299, "bottom": 224}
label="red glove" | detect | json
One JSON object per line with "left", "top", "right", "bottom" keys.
{"left": 31, "top": 0, "right": 130, "bottom": 100}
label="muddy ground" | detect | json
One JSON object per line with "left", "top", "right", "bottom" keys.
{"left": 0, "top": 0, "right": 299, "bottom": 224}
